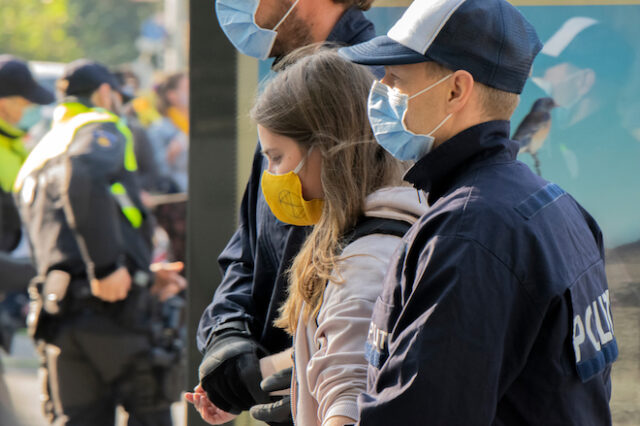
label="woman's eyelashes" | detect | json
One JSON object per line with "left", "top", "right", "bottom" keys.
{"left": 262, "top": 150, "right": 282, "bottom": 166}
{"left": 271, "top": 155, "right": 282, "bottom": 165}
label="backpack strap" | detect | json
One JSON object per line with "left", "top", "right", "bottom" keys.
{"left": 342, "top": 216, "right": 412, "bottom": 246}
{"left": 314, "top": 216, "right": 412, "bottom": 328}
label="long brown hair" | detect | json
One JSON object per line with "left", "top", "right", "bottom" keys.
{"left": 251, "top": 48, "right": 405, "bottom": 334}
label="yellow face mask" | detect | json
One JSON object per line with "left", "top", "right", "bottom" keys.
{"left": 260, "top": 147, "right": 324, "bottom": 226}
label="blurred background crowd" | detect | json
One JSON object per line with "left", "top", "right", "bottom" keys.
{"left": 3, "top": 0, "right": 190, "bottom": 263}
{"left": 1, "top": 1, "right": 191, "bottom": 424}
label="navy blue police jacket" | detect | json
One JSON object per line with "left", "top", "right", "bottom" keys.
{"left": 359, "top": 121, "right": 617, "bottom": 425}
{"left": 197, "top": 7, "right": 379, "bottom": 354}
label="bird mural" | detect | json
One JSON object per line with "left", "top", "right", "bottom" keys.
{"left": 513, "top": 97, "right": 557, "bottom": 176}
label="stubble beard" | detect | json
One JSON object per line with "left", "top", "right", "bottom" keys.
{"left": 269, "top": 8, "right": 314, "bottom": 59}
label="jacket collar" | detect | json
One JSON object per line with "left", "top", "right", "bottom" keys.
{"left": 53, "top": 97, "right": 113, "bottom": 124}
{"left": 0, "top": 117, "right": 25, "bottom": 140}
{"left": 404, "top": 120, "right": 518, "bottom": 205}
{"left": 271, "top": 7, "right": 379, "bottom": 75}
{"left": 61, "top": 96, "right": 94, "bottom": 110}
{"left": 327, "top": 7, "right": 376, "bottom": 46}
{"left": 327, "top": 7, "right": 382, "bottom": 78}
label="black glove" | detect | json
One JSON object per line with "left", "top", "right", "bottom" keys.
{"left": 250, "top": 367, "right": 293, "bottom": 426}
{"left": 198, "top": 321, "right": 271, "bottom": 414}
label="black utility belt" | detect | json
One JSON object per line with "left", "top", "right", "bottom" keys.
{"left": 40, "top": 269, "right": 152, "bottom": 315}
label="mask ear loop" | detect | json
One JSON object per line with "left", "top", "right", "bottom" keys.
{"left": 400, "top": 73, "right": 454, "bottom": 133}
{"left": 408, "top": 73, "right": 453, "bottom": 100}
{"left": 293, "top": 145, "right": 314, "bottom": 174}
{"left": 272, "top": 0, "right": 300, "bottom": 31}
{"left": 427, "top": 113, "right": 453, "bottom": 137}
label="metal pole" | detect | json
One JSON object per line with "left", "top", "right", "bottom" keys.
{"left": 187, "top": 0, "right": 237, "bottom": 424}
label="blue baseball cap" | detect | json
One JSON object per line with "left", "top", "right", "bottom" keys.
{"left": 0, "top": 55, "right": 55, "bottom": 104}
{"left": 62, "top": 59, "right": 126, "bottom": 98}
{"left": 339, "top": 0, "right": 542, "bottom": 94}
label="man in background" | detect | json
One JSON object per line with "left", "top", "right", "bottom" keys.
{"left": 192, "top": 1, "right": 379, "bottom": 424}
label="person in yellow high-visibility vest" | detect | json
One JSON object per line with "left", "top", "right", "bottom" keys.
{"left": 0, "top": 55, "right": 53, "bottom": 291}
{"left": 0, "top": 53, "right": 54, "bottom": 426}
{"left": 14, "top": 60, "right": 186, "bottom": 426}
{"left": 0, "top": 55, "right": 55, "bottom": 195}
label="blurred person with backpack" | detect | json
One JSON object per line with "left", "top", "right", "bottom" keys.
{"left": 14, "top": 59, "right": 186, "bottom": 426}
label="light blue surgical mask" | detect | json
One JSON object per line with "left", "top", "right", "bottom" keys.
{"left": 216, "top": 0, "right": 300, "bottom": 60}
{"left": 17, "top": 105, "right": 42, "bottom": 132}
{"left": 367, "top": 74, "right": 453, "bottom": 161}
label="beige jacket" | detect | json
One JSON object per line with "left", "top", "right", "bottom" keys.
{"left": 293, "top": 186, "right": 427, "bottom": 425}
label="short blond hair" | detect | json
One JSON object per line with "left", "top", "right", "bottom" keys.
{"left": 475, "top": 82, "right": 520, "bottom": 120}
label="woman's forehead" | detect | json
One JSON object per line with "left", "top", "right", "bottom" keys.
{"left": 257, "top": 125, "right": 301, "bottom": 150}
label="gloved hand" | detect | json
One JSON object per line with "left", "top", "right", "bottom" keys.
{"left": 198, "top": 321, "right": 271, "bottom": 414}
{"left": 250, "top": 367, "right": 293, "bottom": 426}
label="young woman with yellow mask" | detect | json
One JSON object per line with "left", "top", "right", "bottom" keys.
{"left": 252, "top": 49, "right": 427, "bottom": 426}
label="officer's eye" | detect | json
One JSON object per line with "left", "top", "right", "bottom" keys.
{"left": 385, "top": 72, "right": 399, "bottom": 85}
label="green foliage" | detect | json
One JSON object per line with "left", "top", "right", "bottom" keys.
{"left": 0, "top": 0, "right": 82, "bottom": 62}
{"left": 0, "top": 0, "right": 156, "bottom": 66}
{"left": 66, "top": 0, "right": 156, "bottom": 66}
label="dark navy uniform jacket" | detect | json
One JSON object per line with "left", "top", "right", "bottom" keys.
{"left": 197, "top": 7, "right": 378, "bottom": 354}
{"left": 360, "top": 121, "right": 617, "bottom": 425}
{"left": 1, "top": 189, "right": 36, "bottom": 292}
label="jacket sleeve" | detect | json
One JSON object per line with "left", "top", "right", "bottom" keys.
{"left": 359, "top": 236, "right": 534, "bottom": 425}
{"left": 196, "top": 143, "right": 262, "bottom": 352}
{"left": 65, "top": 122, "right": 128, "bottom": 278}
{"left": 0, "top": 190, "right": 22, "bottom": 252}
{"left": 307, "top": 235, "right": 401, "bottom": 424}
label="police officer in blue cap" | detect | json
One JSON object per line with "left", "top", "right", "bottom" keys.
{"left": 14, "top": 59, "right": 186, "bottom": 426}
{"left": 0, "top": 56, "right": 53, "bottom": 424}
{"left": 0, "top": 55, "right": 52, "bottom": 290}
{"left": 339, "top": 0, "right": 616, "bottom": 424}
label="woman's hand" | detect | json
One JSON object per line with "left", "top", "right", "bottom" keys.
{"left": 184, "top": 384, "right": 238, "bottom": 425}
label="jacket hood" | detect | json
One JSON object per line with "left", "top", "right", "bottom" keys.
{"left": 364, "top": 186, "right": 428, "bottom": 225}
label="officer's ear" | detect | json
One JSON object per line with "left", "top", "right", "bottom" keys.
{"left": 91, "top": 83, "right": 113, "bottom": 110}
{"left": 445, "top": 70, "right": 474, "bottom": 115}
